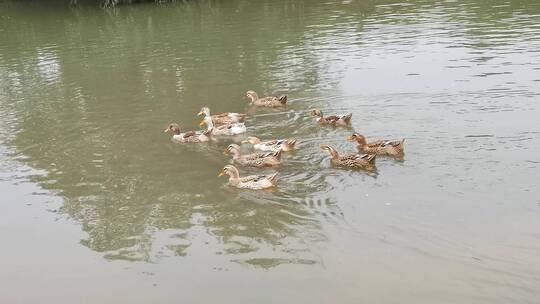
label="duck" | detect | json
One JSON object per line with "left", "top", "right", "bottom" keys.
{"left": 218, "top": 165, "right": 278, "bottom": 190}
{"left": 199, "top": 116, "right": 246, "bottom": 136}
{"left": 246, "top": 90, "right": 287, "bottom": 107}
{"left": 319, "top": 144, "right": 376, "bottom": 171}
{"left": 347, "top": 132, "right": 405, "bottom": 157}
{"left": 310, "top": 109, "right": 352, "bottom": 126}
{"left": 197, "top": 106, "right": 246, "bottom": 125}
{"left": 242, "top": 136, "right": 297, "bottom": 152}
{"left": 224, "top": 144, "right": 282, "bottom": 167}
{"left": 164, "top": 123, "right": 211, "bottom": 143}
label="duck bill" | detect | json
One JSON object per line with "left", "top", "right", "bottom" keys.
{"left": 346, "top": 136, "right": 354, "bottom": 141}
{"left": 197, "top": 111, "right": 203, "bottom": 117}
{"left": 223, "top": 149, "right": 229, "bottom": 155}
{"left": 218, "top": 171, "right": 225, "bottom": 177}
{"left": 164, "top": 129, "right": 170, "bottom": 133}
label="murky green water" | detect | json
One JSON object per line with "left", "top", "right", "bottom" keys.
{"left": 1, "top": 0, "right": 540, "bottom": 303}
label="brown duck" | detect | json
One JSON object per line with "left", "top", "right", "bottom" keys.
{"left": 218, "top": 165, "right": 278, "bottom": 190}
{"left": 246, "top": 90, "right": 287, "bottom": 107}
{"left": 310, "top": 109, "right": 352, "bottom": 126}
{"left": 242, "top": 136, "right": 297, "bottom": 152}
{"left": 347, "top": 132, "right": 405, "bottom": 157}
{"left": 320, "top": 144, "right": 376, "bottom": 171}
{"left": 224, "top": 144, "right": 282, "bottom": 167}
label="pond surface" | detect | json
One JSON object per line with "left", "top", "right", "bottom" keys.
{"left": 1, "top": 0, "right": 539, "bottom": 303}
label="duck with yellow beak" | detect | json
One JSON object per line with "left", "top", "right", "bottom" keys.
{"left": 347, "top": 132, "right": 405, "bottom": 157}
{"left": 320, "top": 144, "right": 377, "bottom": 171}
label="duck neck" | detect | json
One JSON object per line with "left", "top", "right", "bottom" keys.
{"left": 227, "top": 168, "right": 240, "bottom": 185}
{"left": 355, "top": 136, "right": 367, "bottom": 146}
{"left": 328, "top": 147, "right": 339, "bottom": 159}
{"left": 204, "top": 117, "right": 214, "bottom": 131}
{"left": 228, "top": 177, "right": 240, "bottom": 186}
{"left": 230, "top": 149, "right": 242, "bottom": 159}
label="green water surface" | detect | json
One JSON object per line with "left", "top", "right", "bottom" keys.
{"left": 1, "top": 0, "right": 539, "bottom": 303}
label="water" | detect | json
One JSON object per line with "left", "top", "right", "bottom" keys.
{"left": 1, "top": 0, "right": 539, "bottom": 303}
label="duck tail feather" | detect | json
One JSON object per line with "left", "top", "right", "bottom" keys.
{"left": 286, "top": 139, "right": 297, "bottom": 147}
{"left": 273, "top": 149, "right": 283, "bottom": 160}
{"left": 269, "top": 172, "right": 279, "bottom": 183}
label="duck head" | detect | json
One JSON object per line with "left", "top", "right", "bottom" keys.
{"left": 347, "top": 132, "right": 367, "bottom": 144}
{"left": 320, "top": 144, "right": 339, "bottom": 159}
{"left": 310, "top": 109, "right": 323, "bottom": 118}
{"left": 164, "top": 123, "right": 181, "bottom": 135}
{"left": 197, "top": 107, "right": 210, "bottom": 117}
{"left": 223, "top": 144, "right": 241, "bottom": 155}
{"left": 246, "top": 90, "right": 258, "bottom": 103}
{"left": 218, "top": 165, "right": 240, "bottom": 179}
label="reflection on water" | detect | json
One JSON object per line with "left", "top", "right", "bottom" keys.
{"left": 1, "top": 0, "right": 540, "bottom": 302}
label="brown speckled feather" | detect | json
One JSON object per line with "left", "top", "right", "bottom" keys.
{"left": 212, "top": 113, "right": 247, "bottom": 125}
{"left": 234, "top": 151, "right": 281, "bottom": 167}
{"left": 254, "top": 96, "right": 287, "bottom": 107}
{"left": 240, "top": 175, "right": 268, "bottom": 183}
{"left": 331, "top": 153, "right": 376, "bottom": 171}
{"left": 359, "top": 139, "right": 404, "bottom": 156}
{"left": 182, "top": 131, "right": 196, "bottom": 138}
{"left": 318, "top": 113, "right": 352, "bottom": 126}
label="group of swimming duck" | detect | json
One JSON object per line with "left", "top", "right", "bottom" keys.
{"left": 164, "top": 90, "right": 405, "bottom": 190}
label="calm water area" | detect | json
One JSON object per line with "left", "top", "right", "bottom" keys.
{"left": 1, "top": 0, "right": 539, "bottom": 303}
